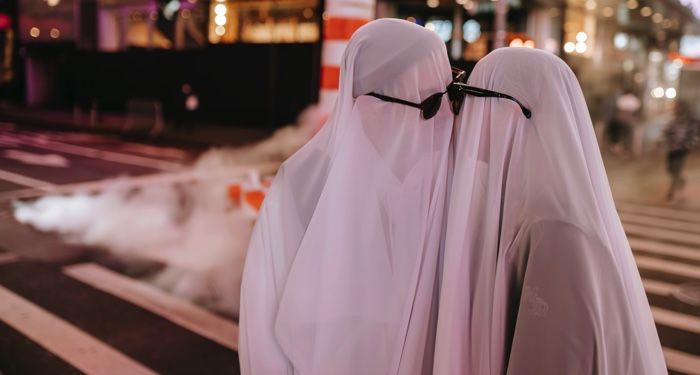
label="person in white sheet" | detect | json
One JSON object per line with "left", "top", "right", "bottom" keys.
{"left": 434, "top": 47, "right": 666, "bottom": 374}
{"left": 238, "top": 19, "right": 456, "bottom": 374}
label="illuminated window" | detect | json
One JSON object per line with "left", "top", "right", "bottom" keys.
{"left": 562, "top": 2, "right": 596, "bottom": 58}
{"left": 209, "top": 0, "right": 319, "bottom": 44}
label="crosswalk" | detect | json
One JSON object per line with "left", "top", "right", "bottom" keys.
{"left": 618, "top": 201, "right": 700, "bottom": 375}
{"left": 0, "top": 258, "right": 240, "bottom": 374}
{"left": 0, "top": 200, "right": 699, "bottom": 374}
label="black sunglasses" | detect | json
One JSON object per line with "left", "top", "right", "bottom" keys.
{"left": 365, "top": 67, "right": 532, "bottom": 120}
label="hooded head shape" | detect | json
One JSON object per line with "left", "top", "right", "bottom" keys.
{"left": 434, "top": 47, "right": 665, "bottom": 375}
{"left": 240, "top": 18, "right": 455, "bottom": 375}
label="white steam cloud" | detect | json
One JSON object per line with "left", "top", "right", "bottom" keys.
{"left": 13, "top": 106, "right": 325, "bottom": 317}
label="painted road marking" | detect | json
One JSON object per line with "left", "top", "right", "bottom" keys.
{"left": 663, "top": 346, "right": 700, "bottom": 375}
{"left": 118, "top": 143, "right": 191, "bottom": 161}
{"left": 617, "top": 201, "right": 700, "bottom": 224}
{"left": 0, "top": 168, "right": 55, "bottom": 190}
{"left": 0, "top": 165, "right": 265, "bottom": 201}
{"left": 651, "top": 306, "right": 700, "bottom": 335}
{"left": 629, "top": 238, "right": 700, "bottom": 262}
{"left": 1, "top": 129, "right": 191, "bottom": 161}
{"left": 3, "top": 149, "right": 70, "bottom": 168}
{"left": 621, "top": 212, "right": 700, "bottom": 235}
{"left": 0, "top": 285, "right": 157, "bottom": 375}
{"left": 625, "top": 223, "right": 700, "bottom": 248}
{"left": 643, "top": 278, "right": 676, "bottom": 296}
{"left": 64, "top": 263, "right": 238, "bottom": 351}
{"left": 0, "top": 253, "right": 18, "bottom": 264}
{"left": 635, "top": 255, "right": 700, "bottom": 280}
{"left": 4, "top": 132, "right": 183, "bottom": 171}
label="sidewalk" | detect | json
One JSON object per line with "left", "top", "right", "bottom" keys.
{"left": 595, "top": 113, "right": 700, "bottom": 211}
{"left": 0, "top": 106, "right": 271, "bottom": 149}
{"left": 605, "top": 150, "right": 700, "bottom": 210}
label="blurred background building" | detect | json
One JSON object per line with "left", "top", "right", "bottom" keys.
{"left": 2, "top": 0, "right": 700, "bottom": 134}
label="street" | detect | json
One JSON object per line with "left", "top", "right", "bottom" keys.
{"left": 0, "top": 123, "right": 698, "bottom": 374}
{"left": 0, "top": 123, "right": 240, "bottom": 374}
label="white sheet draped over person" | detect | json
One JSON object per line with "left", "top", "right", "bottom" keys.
{"left": 238, "top": 19, "right": 454, "bottom": 374}
{"left": 434, "top": 48, "right": 666, "bottom": 374}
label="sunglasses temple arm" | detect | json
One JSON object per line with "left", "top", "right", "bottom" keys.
{"left": 514, "top": 100, "right": 532, "bottom": 119}
{"left": 455, "top": 84, "right": 532, "bottom": 119}
{"left": 366, "top": 92, "right": 423, "bottom": 110}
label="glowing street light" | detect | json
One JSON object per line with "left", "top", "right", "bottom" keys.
{"left": 510, "top": 38, "right": 523, "bottom": 47}
{"left": 215, "top": 15, "right": 227, "bottom": 26}
{"left": 214, "top": 4, "right": 227, "bottom": 15}
{"left": 665, "top": 88, "right": 677, "bottom": 99}
{"left": 564, "top": 41, "right": 575, "bottom": 53}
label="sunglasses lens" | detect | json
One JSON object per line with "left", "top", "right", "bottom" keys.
{"left": 421, "top": 93, "right": 443, "bottom": 119}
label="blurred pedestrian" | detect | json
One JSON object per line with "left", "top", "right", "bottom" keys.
{"left": 239, "top": 19, "right": 455, "bottom": 375}
{"left": 606, "top": 89, "right": 641, "bottom": 156}
{"left": 664, "top": 101, "right": 699, "bottom": 202}
{"left": 435, "top": 48, "right": 666, "bottom": 374}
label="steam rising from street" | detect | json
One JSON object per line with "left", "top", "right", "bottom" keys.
{"left": 13, "top": 106, "right": 323, "bottom": 317}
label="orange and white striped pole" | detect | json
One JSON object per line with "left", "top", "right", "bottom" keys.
{"left": 319, "top": 0, "right": 375, "bottom": 112}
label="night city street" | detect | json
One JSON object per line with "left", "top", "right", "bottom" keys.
{"left": 0, "top": 122, "right": 697, "bottom": 373}
{"left": 2, "top": 0, "right": 700, "bottom": 374}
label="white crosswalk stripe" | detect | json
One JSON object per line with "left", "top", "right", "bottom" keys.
{"left": 625, "top": 222, "right": 700, "bottom": 248}
{"left": 618, "top": 201, "right": 700, "bottom": 224}
{"left": 63, "top": 263, "right": 239, "bottom": 351}
{"left": 635, "top": 255, "right": 700, "bottom": 279}
{"left": 3, "top": 197, "right": 700, "bottom": 374}
{"left": 620, "top": 212, "right": 700, "bottom": 235}
{"left": 0, "top": 261, "right": 239, "bottom": 373}
{"left": 0, "top": 129, "right": 183, "bottom": 172}
{"left": 651, "top": 307, "right": 700, "bottom": 335}
{"left": 664, "top": 347, "right": 700, "bottom": 375}
{"left": 0, "top": 285, "right": 157, "bottom": 375}
{"left": 642, "top": 278, "right": 676, "bottom": 296}
{"left": 629, "top": 237, "right": 700, "bottom": 262}
{"left": 620, "top": 201, "right": 700, "bottom": 375}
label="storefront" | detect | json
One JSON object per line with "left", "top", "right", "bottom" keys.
{"left": 14, "top": 0, "right": 700, "bottom": 131}
{"left": 376, "top": 0, "right": 552, "bottom": 72}
{"left": 560, "top": 0, "right": 700, "bottom": 152}
{"left": 18, "top": 0, "right": 324, "bottom": 129}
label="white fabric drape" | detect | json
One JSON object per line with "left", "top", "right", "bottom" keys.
{"left": 434, "top": 47, "right": 666, "bottom": 375}
{"left": 239, "top": 19, "right": 454, "bottom": 375}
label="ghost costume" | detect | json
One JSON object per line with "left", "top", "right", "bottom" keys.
{"left": 239, "top": 19, "right": 454, "bottom": 375}
{"left": 434, "top": 48, "right": 666, "bottom": 374}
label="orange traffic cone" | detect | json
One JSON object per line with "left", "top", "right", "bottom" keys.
{"left": 244, "top": 190, "right": 265, "bottom": 212}
{"left": 228, "top": 184, "right": 242, "bottom": 205}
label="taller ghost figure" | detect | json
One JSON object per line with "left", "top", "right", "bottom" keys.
{"left": 434, "top": 47, "right": 666, "bottom": 374}
{"left": 239, "top": 19, "right": 455, "bottom": 375}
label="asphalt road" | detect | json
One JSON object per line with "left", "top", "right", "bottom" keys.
{"left": 0, "top": 123, "right": 699, "bottom": 374}
{"left": 0, "top": 123, "right": 240, "bottom": 374}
